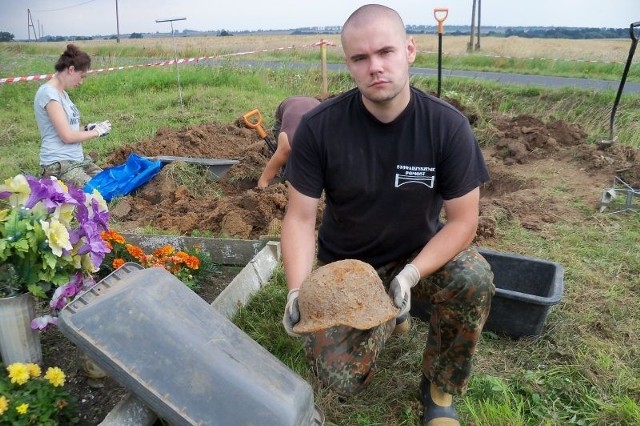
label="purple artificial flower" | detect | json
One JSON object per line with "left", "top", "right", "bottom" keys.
{"left": 25, "top": 175, "right": 78, "bottom": 211}
{"left": 90, "top": 197, "right": 110, "bottom": 230}
{"left": 75, "top": 221, "right": 111, "bottom": 269}
{"left": 68, "top": 184, "right": 89, "bottom": 223}
{"left": 49, "top": 272, "right": 84, "bottom": 310}
{"left": 24, "top": 175, "right": 52, "bottom": 209}
{"left": 31, "top": 315, "right": 59, "bottom": 330}
{"left": 0, "top": 190, "right": 10, "bottom": 199}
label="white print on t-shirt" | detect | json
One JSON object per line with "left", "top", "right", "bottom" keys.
{"left": 395, "top": 164, "right": 435, "bottom": 188}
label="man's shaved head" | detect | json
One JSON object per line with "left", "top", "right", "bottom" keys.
{"left": 341, "top": 4, "right": 406, "bottom": 44}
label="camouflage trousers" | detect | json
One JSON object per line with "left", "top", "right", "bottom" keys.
{"left": 41, "top": 157, "right": 102, "bottom": 189}
{"left": 301, "top": 247, "right": 495, "bottom": 397}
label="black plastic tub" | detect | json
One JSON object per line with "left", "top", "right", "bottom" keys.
{"left": 411, "top": 248, "right": 564, "bottom": 339}
{"left": 479, "top": 248, "right": 564, "bottom": 338}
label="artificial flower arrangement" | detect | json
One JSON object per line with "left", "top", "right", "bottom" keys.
{"left": 0, "top": 362, "right": 77, "bottom": 425}
{"left": 100, "top": 230, "right": 211, "bottom": 290}
{"left": 0, "top": 174, "right": 111, "bottom": 328}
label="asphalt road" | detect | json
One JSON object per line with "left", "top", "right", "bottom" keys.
{"left": 232, "top": 60, "right": 640, "bottom": 93}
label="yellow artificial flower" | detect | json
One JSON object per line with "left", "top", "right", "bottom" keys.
{"left": 0, "top": 174, "right": 30, "bottom": 207}
{"left": 88, "top": 189, "right": 108, "bottom": 212}
{"left": 44, "top": 367, "right": 65, "bottom": 387}
{"left": 81, "top": 252, "right": 98, "bottom": 273}
{"left": 53, "top": 202, "right": 75, "bottom": 227}
{"left": 7, "top": 363, "right": 29, "bottom": 385}
{"left": 41, "top": 218, "right": 73, "bottom": 257}
{"left": 0, "top": 209, "right": 7, "bottom": 222}
{"left": 0, "top": 395, "right": 8, "bottom": 415}
{"left": 57, "top": 179, "right": 68, "bottom": 192}
{"left": 16, "top": 403, "right": 28, "bottom": 415}
{"left": 25, "top": 363, "right": 41, "bottom": 378}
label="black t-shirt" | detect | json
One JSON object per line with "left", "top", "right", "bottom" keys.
{"left": 285, "top": 86, "right": 489, "bottom": 268}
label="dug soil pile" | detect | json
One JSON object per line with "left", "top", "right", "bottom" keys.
{"left": 103, "top": 112, "right": 639, "bottom": 241}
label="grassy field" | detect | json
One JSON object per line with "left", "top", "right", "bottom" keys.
{"left": 1, "top": 38, "right": 639, "bottom": 425}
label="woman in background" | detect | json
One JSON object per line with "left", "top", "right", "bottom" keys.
{"left": 35, "top": 44, "right": 111, "bottom": 188}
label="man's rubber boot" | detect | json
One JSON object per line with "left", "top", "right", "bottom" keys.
{"left": 419, "top": 375, "right": 460, "bottom": 426}
{"left": 393, "top": 314, "right": 411, "bottom": 335}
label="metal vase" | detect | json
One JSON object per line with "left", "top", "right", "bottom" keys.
{"left": 0, "top": 292, "right": 43, "bottom": 365}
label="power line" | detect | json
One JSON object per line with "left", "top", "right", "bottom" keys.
{"left": 31, "top": 0, "right": 98, "bottom": 13}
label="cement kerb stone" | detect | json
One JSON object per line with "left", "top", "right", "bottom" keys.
{"left": 99, "top": 241, "right": 282, "bottom": 426}
{"left": 211, "top": 240, "right": 281, "bottom": 319}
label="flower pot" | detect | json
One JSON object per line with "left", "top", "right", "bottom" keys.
{"left": 0, "top": 292, "right": 43, "bottom": 364}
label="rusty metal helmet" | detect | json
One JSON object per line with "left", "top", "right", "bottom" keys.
{"left": 293, "top": 259, "right": 399, "bottom": 334}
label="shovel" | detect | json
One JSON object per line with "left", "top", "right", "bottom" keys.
{"left": 242, "top": 109, "right": 277, "bottom": 154}
{"left": 433, "top": 8, "right": 449, "bottom": 98}
{"left": 600, "top": 21, "right": 640, "bottom": 148}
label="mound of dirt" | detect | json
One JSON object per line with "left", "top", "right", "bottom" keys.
{"left": 101, "top": 111, "right": 639, "bottom": 241}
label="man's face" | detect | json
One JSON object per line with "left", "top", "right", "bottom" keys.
{"left": 342, "top": 21, "right": 416, "bottom": 106}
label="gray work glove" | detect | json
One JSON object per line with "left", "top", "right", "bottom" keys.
{"left": 389, "top": 264, "right": 421, "bottom": 318}
{"left": 282, "top": 288, "right": 301, "bottom": 337}
{"left": 85, "top": 120, "right": 111, "bottom": 136}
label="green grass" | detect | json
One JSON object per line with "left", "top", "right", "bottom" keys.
{"left": 1, "top": 43, "right": 639, "bottom": 425}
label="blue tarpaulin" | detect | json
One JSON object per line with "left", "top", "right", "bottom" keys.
{"left": 84, "top": 153, "right": 161, "bottom": 201}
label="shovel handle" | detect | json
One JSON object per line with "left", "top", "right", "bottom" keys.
{"left": 434, "top": 8, "right": 449, "bottom": 34}
{"left": 242, "top": 109, "right": 267, "bottom": 138}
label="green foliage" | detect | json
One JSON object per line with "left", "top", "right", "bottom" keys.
{"left": 0, "top": 32, "right": 14, "bottom": 42}
{"left": 0, "top": 363, "right": 78, "bottom": 425}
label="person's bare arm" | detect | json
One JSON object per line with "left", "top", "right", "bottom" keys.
{"left": 281, "top": 183, "right": 319, "bottom": 290}
{"left": 46, "top": 101, "right": 100, "bottom": 143}
{"left": 257, "top": 132, "right": 291, "bottom": 188}
{"left": 411, "top": 187, "right": 480, "bottom": 276}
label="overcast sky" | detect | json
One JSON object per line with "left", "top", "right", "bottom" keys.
{"left": 1, "top": 0, "right": 638, "bottom": 40}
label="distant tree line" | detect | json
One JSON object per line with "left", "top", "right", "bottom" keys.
{"left": 408, "top": 26, "right": 632, "bottom": 40}
{"left": 499, "top": 27, "right": 631, "bottom": 39}
{"left": 0, "top": 31, "right": 15, "bottom": 42}
{"left": 0, "top": 26, "right": 633, "bottom": 42}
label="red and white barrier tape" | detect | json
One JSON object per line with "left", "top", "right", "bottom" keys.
{"left": 0, "top": 42, "right": 336, "bottom": 85}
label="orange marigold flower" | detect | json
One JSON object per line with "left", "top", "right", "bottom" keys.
{"left": 153, "top": 245, "right": 174, "bottom": 257}
{"left": 110, "top": 231, "right": 126, "bottom": 244}
{"left": 175, "top": 251, "right": 190, "bottom": 261}
{"left": 185, "top": 256, "right": 200, "bottom": 270}
{"left": 101, "top": 229, "right": 125, "bottom": 244}
{"left": 112, "top": 258, "right": 125, "bottom": 269}
{"left": 125, "top": 244, "right": 145, "bottom": 260}
{"left": 104, "top": 240, "right": 113, "bottom": 250}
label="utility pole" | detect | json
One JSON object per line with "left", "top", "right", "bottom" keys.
{"left": 467, "top": 0, "right": 476, "bottom": 52}
{"left": 27, "top": 9, "right": 38, "bottom": 42}
{"left": 475, "top": 0, "right": 482, "bottom": 50}
{"left": 115, "top": 0, "right": 121, "bottom": 43}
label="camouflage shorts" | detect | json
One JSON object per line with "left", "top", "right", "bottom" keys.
{"left": 41, "top": 157, "right": 102, "bottom": 189}
{"left": 301, "top": 247, "right": 495, "bottom": 396}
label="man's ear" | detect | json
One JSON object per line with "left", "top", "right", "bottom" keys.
{"left": 407, "top": 37, "right": 417, "bottom": 64}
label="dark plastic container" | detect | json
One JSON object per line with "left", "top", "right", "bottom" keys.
{"left": 58, "top": 263, "right": 320, "bottom": 425}
{"left": 479, "top": 248, "right": 564, "bottom": 338}
{"left": 411, "top": 248, "right": 564, "bottom": 338}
